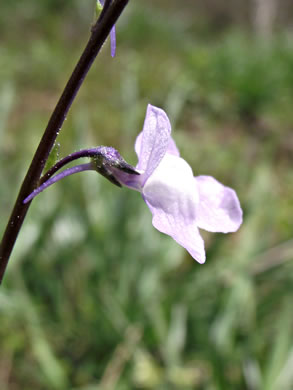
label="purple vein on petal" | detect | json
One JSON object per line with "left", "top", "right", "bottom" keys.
{"left": 23, "top": 163, "right": 94, "bottom": 204}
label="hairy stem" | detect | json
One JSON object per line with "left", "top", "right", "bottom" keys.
{"left": 0, "top": 0, "right": 130, "bottom": 284}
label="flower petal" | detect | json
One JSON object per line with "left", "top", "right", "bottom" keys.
{"left": 195, "top": 175, "right": 243, "bottom": 233}
{"left": 135, "top": 131, "right": 179, "bottom": 160}
{"left": 142, "top": 154, "right": 205, "bottom": 263}
{"left": 135, "top": 105, "right": 172, "bottom": 183}
{"left": 167, "top": 137, "right": 180, "bottom": 157}
{"left": 145, "top": 198, "right": 205, "bottom": 263}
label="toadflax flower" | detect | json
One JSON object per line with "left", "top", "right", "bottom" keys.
{"left": 109, "top": 104, "right": 243, "bottom": 263}
{"left": 24, "top": 104, "right": 242, "bottom": 264}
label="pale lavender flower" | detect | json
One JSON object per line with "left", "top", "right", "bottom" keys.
{"left": 113, "top": 104, "right": 243, "bottom": 263}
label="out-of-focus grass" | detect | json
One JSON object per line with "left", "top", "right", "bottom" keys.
{"left": 1, "top": 1, "right": 293, "bottom": 389}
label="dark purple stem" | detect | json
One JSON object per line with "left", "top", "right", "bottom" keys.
{"left": 40, "top": 148, "right": 104, "bottom": 185}
{"left": 24, "top": 163, "right": 94, "bottom": 204}
{"left": 0, "top": 0, "right": 130, "bottom": 284}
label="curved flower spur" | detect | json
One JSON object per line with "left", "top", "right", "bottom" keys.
{"left": 24, "top": 104, "right": 243, "bottom": 263}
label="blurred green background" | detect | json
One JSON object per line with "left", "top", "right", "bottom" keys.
{"left": 1, "top": 1, "right": 293, "bottom": 389}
